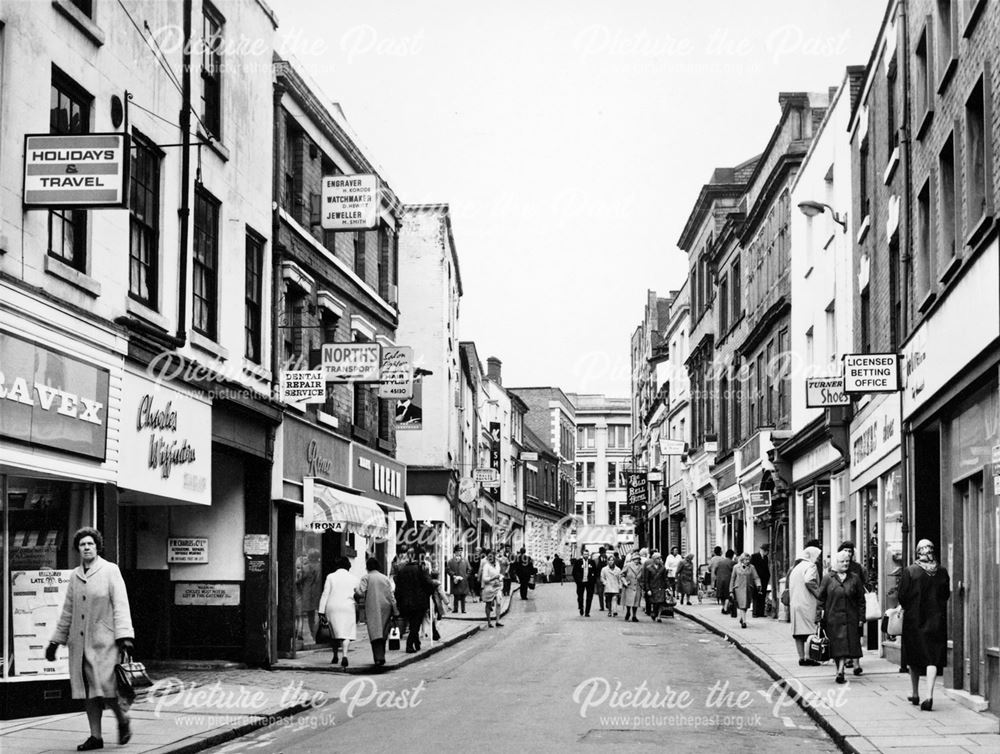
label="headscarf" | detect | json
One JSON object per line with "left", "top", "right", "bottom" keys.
{"left": 802, "top": 546, "right": 821, "bottom": 564}
{"left": 915, "top": 539, "right": 939, "bottom": 574}
{"left": 684, "top": 553, "right": 694, "bottom": 562}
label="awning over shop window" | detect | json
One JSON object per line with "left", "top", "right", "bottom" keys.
{"left": 405, "top": 495, "right": 452, "bottom": 524}
{"left": 312, "top": 485, "right": 388, "bottom": 540}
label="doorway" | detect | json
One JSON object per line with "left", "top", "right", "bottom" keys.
{"left": 956, "top": 473, "right": 985, "bottom": 696}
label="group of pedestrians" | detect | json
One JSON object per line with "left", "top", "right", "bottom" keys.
{"left": 444, "top": 545, "right": 535, "bottom": 627}
{"left": 707, "top": 544, "right": 773, "bottom": 628}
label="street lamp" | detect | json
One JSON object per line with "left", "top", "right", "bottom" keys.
{"left": 797, "top": 200, "right": 847, "bottom": 232}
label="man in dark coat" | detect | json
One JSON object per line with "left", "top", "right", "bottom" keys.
{"left": 571, "top": 549, "right": 598, "bottom": 617}
{"left": 715, "top": 549, "right": 735, "bottom": 614}
{"left": 445, "top": 545, "right": 471, "bottom": 614}
{"left": 394, "top": 547, "right": 437, "bottom": 653}
{"left": 551, "top": 554, "right": 566, "bottom": 584}
{"left": 749, "top": 543, "right": 770, "bottom": 617}
{"left": 511, "top": 548, "right": 535, "bottom": 600}
{"left": 593, "top": 547, "right": 610, "bottom": 612}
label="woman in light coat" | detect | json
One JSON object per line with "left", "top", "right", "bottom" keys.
{"left": 479, "top": 549, "right": 504, "bottom": 628}
{"left": 355, "top": 558, "right": 398, "bottom": 667}
{"left": 620, "top": 553, "right": 644, "bottom": 622}
{"left": 788, "top": 546, "right": 822, "bottom": 666}
{"left": 318, "top": 557, "right": 360, "bottom": 668}
{"left": 729, "top": 553, "right": 762, "bottom": 629}
{"left": 47, "top": 527, "right": 135, "bottom": 751}
{"left": 600, "top": 559, "right": 623, "bottom": 617}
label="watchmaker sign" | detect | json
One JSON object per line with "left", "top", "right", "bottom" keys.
{"left": 23, "top": 133, "right": 129, "bottom": 208}
{"left": 118, "top": 372, "right": 212, "bottom": 505}
{"left": 320, "top": 173, "right": 379, "bottom": 230}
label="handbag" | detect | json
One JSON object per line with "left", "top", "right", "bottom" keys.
{"left": 806, "top": 627, "right": 830, "bottom": 663}
{"left": 528, "top": 574, "right": 536, "bottom": 590}
{"left": 883, "top": 605, "right": 904, "bottom": 636}
{"left": 864, "top": 589, "right": 881, "bottom": 622}
{"left": 315, "top": 615, "right": 333, "bottom": 644}
{"left": 780, "top": 588, "right": 790, "bottom": 606}
{"left": 115, "top": 651, "right": 153, "bottom": 701}
{"left": 387, "top": 624, "right": 401, "bottom": 651}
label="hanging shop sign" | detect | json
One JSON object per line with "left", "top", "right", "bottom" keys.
{"left": 322, "top": 342, "right": 382, "bottom": 382}
{"left": 520, "top": 452, "right": 539, "bottom": 462}
{"left": 23, "top": 133, "right": 130, "bottom": 209}
{"left": 474, "top": 467, "right": 500, "bottom": 487}
{"left": 490, "top": 422, "right": 502, "bottom": 471}
{"left": 660, "top": 438, "right": 687, "bottom": 456}
{"left": 320, "top": 173, "right": 379, "bottom": 230}
{"left": 118, "top": 372, "right": 212, "bottom": 505}
{"left": 280, "top": 370, "right": 325, "bottom": 404}
{"left": 352, "top": 444, "right": 406, "bottom": 506}
{"left": 378, "top": 346, "right": 413, "bottom": 400}
{"left": 805, "top": 376, "right": 851, "bottom": 408}
{"left": 748, "top": 490, "right": 772, "bottom": 518}
{"left": 10, "top": 569, "right": 73, "bottom": 677}
{"left": 627, "top": 472, "right": 648, "bottom": 507}
{"left": 843, "top": 354, "right": 900, "bottom": 393}
{"left": 0, "top": 331, "right": 110, "bottom": 459}
{"left": 167, "top": 537, "right": 209, "bottom": 564}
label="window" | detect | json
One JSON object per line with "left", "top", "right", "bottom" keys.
{"left": 354, "top": 231, "right": 366, "bottom": 279}
{"left": 575, "top": 462, "right": 584, "bottom": 487}
{"left": 731, "top": 259, "right": 741, "bottom": 319}
{"left": 887, "top": 63, "right": 898, "bottom": 152}
{"left": 321, "top": 160, "right": 340, "bottom": 252}
{"left": 577, "top": 426, "right": 595, "bottom": 449}
{"left": 755, "top": 353, "right": 764, "bottom": 429}
{"left": 778, "top": 328, "right": 789, "bottom": 422}
{"left": 129, "top": 134, "right": 161, "bottom": 307}
{"left": 201, "top": 2, "right": 223, "bottom": 139}
{"left": 718, "top": 375, "right": 729, "bottom": 451}
{"left": 353, "top": 383, "right": 369, "bottom": 430}
{"left": 245, "top": 230, "right": 264, "bottom": 364}
{"left": 70, "top": 0, "right": 93, "bottom": 15}
{"left": 914, "top": 21, "right": 934, "bottom": 132}
{"left": 48, "top": 72, "right": 91, "bottom": 270}
{"left": 193, "top": 188, "right": 220, "bottom": 338}
{"left": 378, "top": 224, "right": 391, "bottom": 300}
{"left": 764, "top": 341, "right": 774, "bottom": 425}
{"left": 730, "top": 367, "right": 741, "bottom": 445}
{"left": 858, "top": 138, "right": 870, "bottom": 219}
{"left": 938, "top": 133, "right": 958, "bottom": 266}
{"left": 936, "top": 0, "right": 957, "bottom": 87}
{"left": 965, "top": 72, "right": 993, "bottom": 231}
{"left": 607, "top": 462, "right": 619, "bottom": 488}
{"left": 916, "top": 180, "right": 932, "bottom": 302}
{"left": 889, "top": 237, "right": 901, "bottom": 348}
{"left": 607, "top": 425, "right": 628, "bottom": 448}
{"left": 962, "top": 0, "right": 987, "bottom": 36}
{"left": 719, "top": 273, "right": 729, "bottom": 333}
{"left": 825, "top": 302, "right": 837, "bottom": 364}
{"left": 806, "top": 326, "right": 815, "bottom": 366}
{"left": 860, "top": 287, "right": 872, "bottom": 353}
{"left": 748, "top": 358, "right": 757, "bottom": 436}
{"left": 283, "top": 123, "right": 300, "bottom": 215}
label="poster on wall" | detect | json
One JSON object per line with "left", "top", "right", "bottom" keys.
{"left": 9, "top": 530, "right": 60, "bottom": 570}
{"left": 395, "top": 379, "right": 422, "bottom": 429}
{"left": 10, "top": 569, "right": 73, "bottom": 677}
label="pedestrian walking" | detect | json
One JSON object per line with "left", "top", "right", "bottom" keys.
{"left": 355, "top": 558, "right": 399, "bottom": 667}
{"left": 46, "top": 527, "right": 135, "bottom": 751}
{"left": 295, "top": 549, "right": 323, "bottom": 644}
{"left": 552, "top": 553, "right": 566, "bottom": 584}
{"left": 788, "top": 546, "right": 822, "bottom": 666}
{"left": 715, "top": 549, "right": 735, "bottom": 613}
{"left": 664, "top": 546, "right": 682, "bottom": 598}
{"left": 620, "top": 552, "right": 643, "bottom": 622}
{"left": 601, "top": 558, "right": 622, "bottom": 616}
{"left": 676, "top": 554, "right": 697, "bottom": 606}
{"left": 511, "top": 548, "right": 535, "bottom": 600}
{"left": 749, "top": 543, "right": 771, "bottom": 618}
{"left": 898, "top": 539, "right": 951, "bottom": 711}
{"left": 593, "top": 547, "right": 610, "bottom": 612}
{"left": 729, "top": 553, "right": 762, "bottom": 628}
{"left": 394, "top": 547, "right": 437, "bottom": 653}
{"left": 707, "top": 546, "right": 725, "bottom": 605}
{"left": 572, "top": 548, "right": 598, "bottom": 616}
{"left": 641, "top": 551, "right": 669, "bottom": 621}
{"left": 837, "top": 541, "right": 868, "bottom": 671}
{"left": 318, "top": 556, "right": 360, "bottom": 668}
{"left": 479, "top": 549, "right": 504, "bottom": 627}
{"left": 468, "top": 548, "right": 483, "bottom": 602}
{"left": 817, "top": 549, "right": 865, "bottom": 684}
{"left": 638, "top": 547, "right": 652, "bottom": 615}
{"left": 445, "top": 545, "right": 471, "bottom": 614}
{"left": 499, "top": 547, "right": 512, "bottom": 597}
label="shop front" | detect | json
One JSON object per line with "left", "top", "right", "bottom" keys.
{"left": 404, "top": 468, "right": 458, "bottom": 578}
{"left": 350, "top": 444, "right": 406, "bottom": 572}
{"left": 1, "top": 327, "right": 119, "bottom": 718}
{"left": 901, "top": 241, "right": 1000, "bottom": 710}
{"left": 716, "top": 486, "right": 743, "bottom": 555}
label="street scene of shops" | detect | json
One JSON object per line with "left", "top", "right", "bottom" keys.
{"left": 1, "top": 0, "right": 999, "bottom": 752}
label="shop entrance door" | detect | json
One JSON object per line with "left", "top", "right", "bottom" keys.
{"left": 957, "top": 473, "right": 985, "bottom": 696}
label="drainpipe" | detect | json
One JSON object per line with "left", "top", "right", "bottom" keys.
{"left": 897, "top": 0, "right": 913, "bottom": 569}
{"left": 175, "top": 0, "right": 193, "bottom": 344}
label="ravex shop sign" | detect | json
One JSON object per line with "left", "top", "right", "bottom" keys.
{"left": 23, "top": 134, "right": 129, "bottom": 208}
{"left": 118, "top": 373, "right": 211, "bottom": 505}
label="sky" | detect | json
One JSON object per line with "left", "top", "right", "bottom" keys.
{"left": 267, "top": 0, "right": 887, "bottom": 398}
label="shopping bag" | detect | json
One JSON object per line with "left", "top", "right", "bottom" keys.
{"left": 864, "top": 590, "right": 881, "bottom": 621}
{"left": 387, "top": 625, "right": 401, "bottom": 651}
{"left": 883, "top": 605, "right": 904, "bottom": 636}
{"left": 115, "top": 651, "right": 153, "bottom": 701}
{"left": 315, "top": 615, "right": 333, "bottom": 644}
{"left": 528, "top": 574, "right": 536, "bottom": 590}
{"left": 806, "top": 628, "right": 830, "bottom": 663}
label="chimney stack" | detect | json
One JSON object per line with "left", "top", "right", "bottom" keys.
{"left": 487, "top": 357, "right": 502, "bottom": 386}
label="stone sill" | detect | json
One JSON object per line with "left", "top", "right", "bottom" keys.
{"left": 190, "top": 329, "right": 230, "bottom": 361}
{"left": 45, "top": 255, "right": 101, "bottom": 297}
{"left": 52, "top": 0, "right": 105, "bottom": 46}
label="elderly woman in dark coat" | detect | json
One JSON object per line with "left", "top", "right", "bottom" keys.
{"left": 729, "top": 553, "right": 761, "bottom": 628}
{"left": 47, "top": 527, "right": 135, "bottom": 751}
{"left": 899, "top": 539, "right": 951, "bottom": 711}
{"left": 817, "top": 549, "right": 865, "bottom": 684}
{"left": 641, "top": 552, "right": 670, "bottom": 622}
{"left": 356, "top": 558, "right": 399, "bottom": 667}
{"left": 714, "top": 550, "right": 735, "bottom": 614}
{"left": 675, "top": 554, "right": 697, "bottom": 606}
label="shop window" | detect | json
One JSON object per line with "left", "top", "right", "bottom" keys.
{"left": 49, "top": 69, "right": 91, "bottom": 271}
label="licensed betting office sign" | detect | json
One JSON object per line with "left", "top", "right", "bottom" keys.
{"left": 843, "top": 354, "right": 900, "bottom": 393}
{"left": 23, "top": 134, "right": 129, "bottom": 208}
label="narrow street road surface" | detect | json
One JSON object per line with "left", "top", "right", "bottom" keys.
{"left": 205, "top": 585, "right": 838, "bottom": 753}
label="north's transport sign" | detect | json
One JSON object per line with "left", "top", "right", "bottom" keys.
{"left": 23, "top": 133, "right": 129, "bottom": 208}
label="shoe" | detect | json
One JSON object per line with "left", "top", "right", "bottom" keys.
{"left": 579, "top": 609, "right": 584, "bottom": 616}
{"left": 631, "top": 617, "right": 638, "bottom": 623}
{"left": 907, "top": 695, "right": 920, "bottom": 706}
{"left": 798, "top": 659, "right": 808, "bottom": 666}
{"left": 853, "top": 667, "right": 864, "bottom": 676}
{"left": 78, "top": 738, "right": 103, "bottom": 751}
{"left": 845, "top": 659, "right": 854, "bottom": 668}
{"left": 375, "top": 659, "right": 385, "bottom": 666}
{"left": 341, "top": 656, "right": 349, "bottom": 668}
{"left": 405, "top": 648, "right": 417, "bottom": 654}
{"left": 835, "top": 672, "right": 846, "bottom": 684}
{"left": 740, "top": 620, "right": 747, "bottom": 629}
{"left": 461, "top": 610, "right": 466, "bottom": 614}
{"left": 585, "top": 613, "right": 590, "bottom": 617}
{"left": 920, "top": 699, "right": 933, "bottom": 711}
{"left": 803, "top": 659, "right": 821, "bottom": 667}
{"left": 118, "top": 720, "right": 132, "bottom": 745}
{"left": 330, "top": 655, "right": 339, "bottom": 664}
{"left": 433, "top": 631, "right": 441, "bottom": 641}
{"left": 496, "top": 622, "right": 503, "bottom": 627}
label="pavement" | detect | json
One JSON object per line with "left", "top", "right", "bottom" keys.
{"left": 0, "top": 595, "right": 510, "bottom": 754}
{"left": 674, "top": 600, "right": 1000, "bottom": 753}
